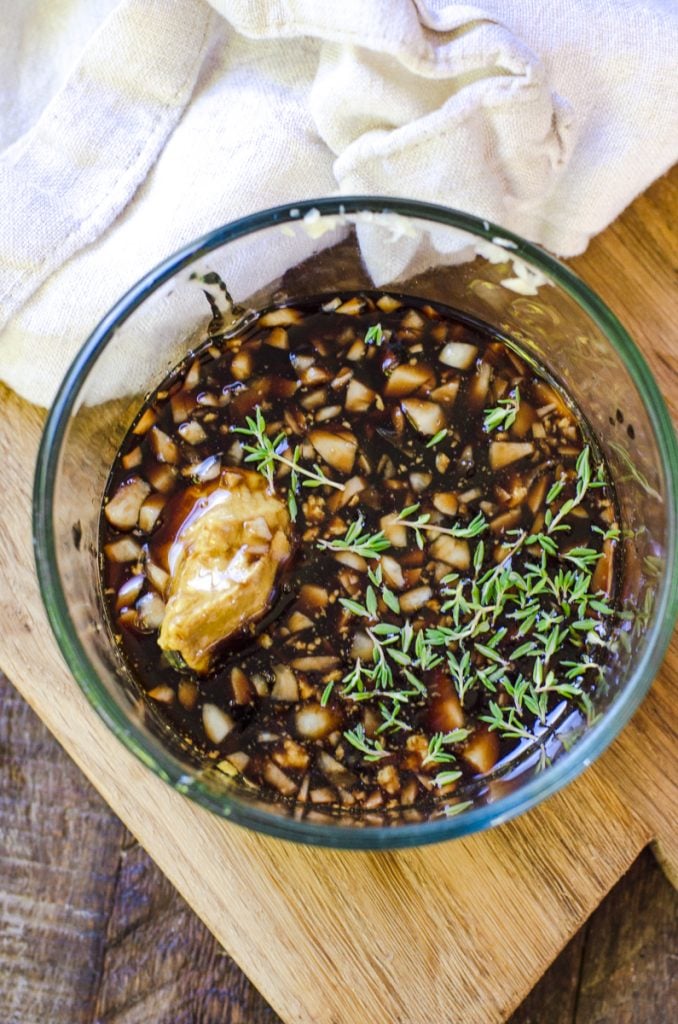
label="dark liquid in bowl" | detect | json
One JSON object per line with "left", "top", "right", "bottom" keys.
{"left": 101, "top": 293, "right": 621, "bottom": 820}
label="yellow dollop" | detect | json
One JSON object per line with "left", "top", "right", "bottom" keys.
{"left": 158, "top": 469, "right": 290, "bottom": 673}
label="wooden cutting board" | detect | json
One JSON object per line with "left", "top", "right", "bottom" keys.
{"left": 1, "top": 170, "right": 676, "bottom": 1024}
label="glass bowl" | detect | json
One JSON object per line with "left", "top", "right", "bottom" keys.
{"left": 33, "top": 198, "right": 678, "bottom": 849}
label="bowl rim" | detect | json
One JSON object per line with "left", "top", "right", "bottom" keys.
{"left": 33, "top": 196, "right": 678, "bottom": 850}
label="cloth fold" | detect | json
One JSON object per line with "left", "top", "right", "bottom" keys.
{"left": 1, "top": 0, "right": 676, "bottom": 406}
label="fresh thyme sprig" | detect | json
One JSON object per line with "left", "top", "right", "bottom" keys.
{"left": 343, "top": 723, "right": 389, "bottom": 762}
{"left": 375, "top": 700, "right": 410, "bottom": 735}
{"left": 562, "top": 546, "right": 601, "bottom": 572}
{"left": 545, "top": 446, "right": 597, "bottom": 534}
{"left": 479, "top": 702, "right": 535, "bottom": 742}
{"left": 422, "top": 730, "right": 471, "bottom": 766}
{"left": 483, "top": 386, "right": 520, "bottom": 431}
{"left": 317, "top": 514, "right": 390, "bottom": 560}
{"left": 326, "top": 616, "right": 431, "bottom": 710}
{"left": 446, "top": 649, "right": 474, "bottom": 704}
{"left": 420, "top": 509, "right": 617, "bottom": 742}
{"left": 321, "top": 436, "right": 615, "bottom": 749}
{"left": 232, "top": 407, "right": 344, "bottom": 507}
{"left": 397, "top": 504, "right": 488, "bottom": 547}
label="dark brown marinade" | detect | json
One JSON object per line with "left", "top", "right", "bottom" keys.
{"left": 100, "top": 292, "right": 622, "bottom": 819}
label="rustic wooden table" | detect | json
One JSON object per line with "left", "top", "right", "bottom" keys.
{"left": 1, "top": 170, "right": 676, "bottom": 1022}
{"left": 1, "top": 667, "right": 676, "bottom": 1024}
{"left": 1, "top": 669, "right": 676, "bottom": 1024}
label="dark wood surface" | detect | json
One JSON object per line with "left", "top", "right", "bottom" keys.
{"left": 1, "top": 670, "right": 675, "bottom": 1023}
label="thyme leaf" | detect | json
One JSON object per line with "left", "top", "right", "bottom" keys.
{"left": 343, "top": 724, "right": 389, "bottom": 762}
{"left": 364, "top": 323, "right": 384, "bottom": 346}
{"left": 483, "top": 386, "right": 520, "bottom": 432}
{"left": 425, "top": 428, "right": 449, "bottom": 448}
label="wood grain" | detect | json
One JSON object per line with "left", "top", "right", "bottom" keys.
{"left": 510, "top": 848, "right": 678, "bottom": 1024}
{"left": 509, "top": 930, "right": 587, "bottom": 1024}
{"left": 0, "top": 676, "right": 124, "bottom": 1023}
{"left": 574, "top": 848, "right": 678, "bottom": 1024}
{"left": 94, "top": 834, "right": 280, "bottom": 1024}
{"left": 0, "top": 669, "right": 281, "bottom": 1024}
{"left": 0, "top": 169, "right": 675, "bottom": 1024}
{"left": 2, "top": 669, "right": 675, "bottom": 1024}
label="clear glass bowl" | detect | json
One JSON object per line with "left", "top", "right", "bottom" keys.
{"left": 33, "top": 198, "right": 678, "bottom": 849}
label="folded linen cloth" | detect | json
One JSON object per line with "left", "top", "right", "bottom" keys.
{"left": 1, "top": 0, "right": 676, "bottom": 406}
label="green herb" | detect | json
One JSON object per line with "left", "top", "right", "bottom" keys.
{"left": 425, "top": 428, "right": 448, "bottom": 448}
{"left": 414, "top": 628, "right": 442, "bottom": 671}
{"left": 232, "top": 407, "right": 345, "bottom": 501}
{"left": 546, "top": 477, "right": 566, "bottom": 505}
{"left": 561, "top": 658, "right": 603, "bottom": 680}
{"left": 343, "top": 724, "right": 389, "bottom": 761}
{"left": 368, "top": 564, "right": 401, "bottom": 614}
{"left": 317, "top": 514, "right": 390, "bottom": 559}
{"left": 444, "top": 800, "right": 473, "bottom": 817}
{"left": 545, "top": 446, "right": 595, "bottom": 535}
{"left": 375, "top": 701, "right": 411, "bottom": 735}
{"left": 435, "top": 770, "right": 463, "bottom": 787}
{"left": 427, "top": 507, "right": 617, "bottom": 745}
{"left": 562, "top": 546, "right": 601, "bottom": 572}
{"left": 320, "top": 678, "right": 336, "bottom": 706}
{"left": 473, "top": 540, "right": 485, "bottom": 574}
{"left": 336, "top": 614, "right": 434, "bottom": 726}
{"left": 162, "top": 650, "right": 189, "bottom": 672}
{"left": 338, "top": 596, "right": 372, "bottom": 618}
{"left": 287, "top": 444, "right": 301, "bottom": 520}
{"left": 364, "top": 323, "right": 384, "bottom": 346}
{"left": 397, "top": 504, "right": 487, "bottom": 547}
{"left": 483, "top": 387, "right": 520, "bottom": 431}
{"left": 422, "top": 730, "right": 471, "bottom": 766}
{"left": 480, "top": 702, "right": 535, "bottom": 742}
{"left": 592, "top": 523, "right": 621, "bottom": 542}
{"left": 446, "top": 649, "right": 474, "bottom": 704}
{"left": 323, "top": 442, "right": 614, "bottom": 751}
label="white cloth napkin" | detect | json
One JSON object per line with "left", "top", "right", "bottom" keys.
{"left": 1, "top": 0, "right": 676, "bottom": 407}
